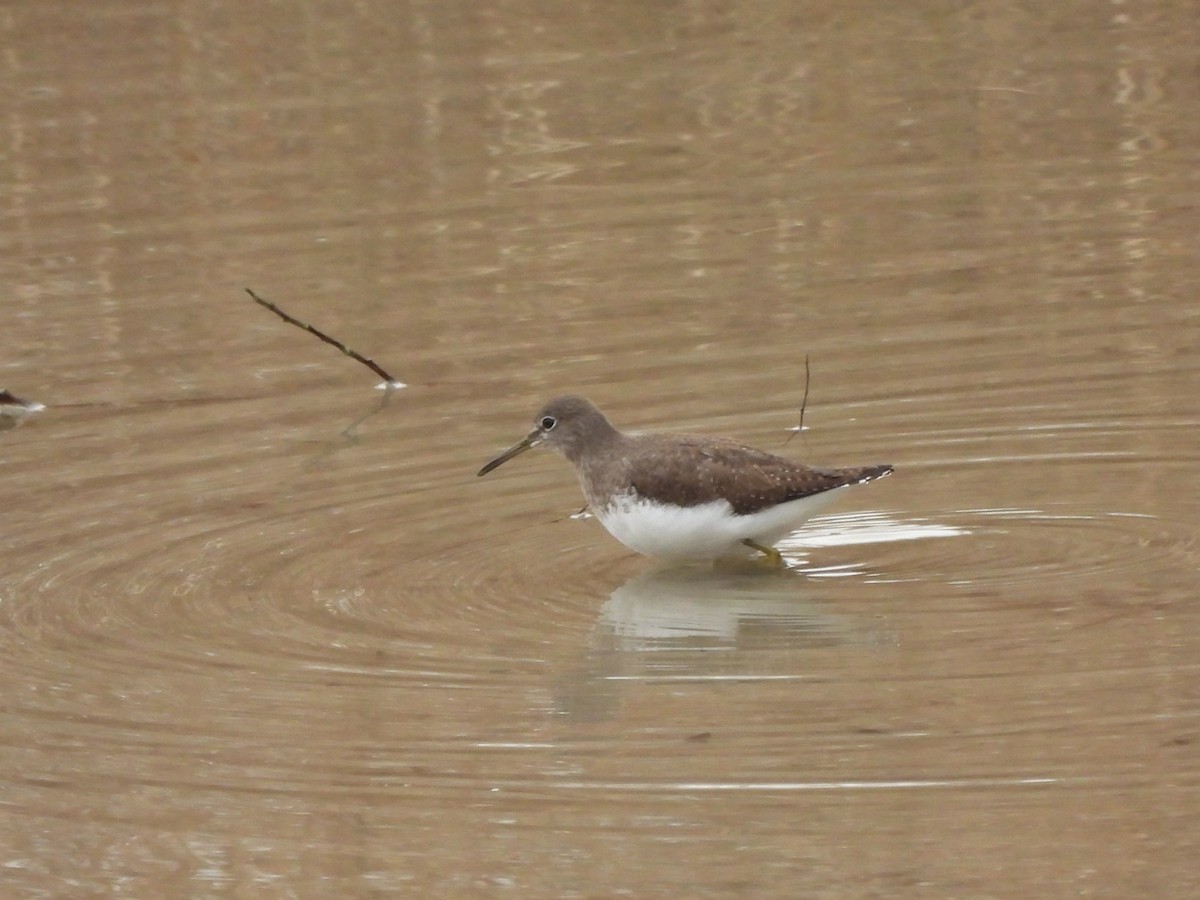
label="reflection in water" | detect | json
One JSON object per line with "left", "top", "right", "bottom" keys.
{"left": 785, "top": 510, "right": 968, "bottom": 550}
{"left": 780, "top": 510, "right": 968, "bottom": 576}
{"left": 556, "top": 563, "right": 878, "bottom": 722}
{"left": 596, "top": 565, "right": 854, "bottom": 652}
{"left": 553, "top": 775, "right": 1062, "bottom": 793}
{"left": 302, "top": 381, "right": 404, "bottom": 464}
{"left": 555, "top": 511, "right": 969, "bottom": 720}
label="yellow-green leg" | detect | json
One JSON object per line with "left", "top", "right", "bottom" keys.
{"left": 742, "top": 539, "right": 784, "bottom": 567}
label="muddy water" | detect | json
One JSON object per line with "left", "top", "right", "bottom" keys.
{"left": 3, "top": 2, "right": 1199, "bottom": 896}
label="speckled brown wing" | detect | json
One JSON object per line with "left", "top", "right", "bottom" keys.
{"left": 624, "top": 434, "right": 893, "bottom": 516}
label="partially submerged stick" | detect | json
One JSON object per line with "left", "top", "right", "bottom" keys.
{"left": 245, "top": 287, "right": 404, "bottom": 388}
{"left": 0, "top": 389, "right": 44, "bottom": 432}
{"left": 784, "top": 354, "right": 811, "bottom": 446}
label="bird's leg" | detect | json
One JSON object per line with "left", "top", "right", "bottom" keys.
{"left": 742, "top": 539, "right": 784, "bottom": 567}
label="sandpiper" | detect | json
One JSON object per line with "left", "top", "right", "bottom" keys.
{"left": 478, "top": 395, "right": 893, "bottom": 564}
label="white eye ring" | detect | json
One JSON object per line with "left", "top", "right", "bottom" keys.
{"left": 540, "top": 416, "right": 557, "bottom": 430}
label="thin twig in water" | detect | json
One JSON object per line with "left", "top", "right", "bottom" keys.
{"left": 784, "top": 354, "right": 811, "bottom": 446}
{"left": 245, "top": 287, "right": 403, "bottom": 386}
{"left": 301, "top": 387, "right": 400, "bottom": 468}
{"left": 0, "top": 389, "right": 45, "bottom": 433}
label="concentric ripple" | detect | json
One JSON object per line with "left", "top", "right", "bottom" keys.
{"left": 5, "top": 402, "right": 1193, "bottom": 694}
{"left": 1, "top": 370, "right": 1197, "bottom": 820}
{"left": 785, "top": 504, "right": 1198, "bottom": 589}
{"left": 0, "top": 399, "right": 624, "bottom": 702}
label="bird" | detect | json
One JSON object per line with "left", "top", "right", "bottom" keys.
{"left": 477, "top": 395, "right": 892, "bottom": 565}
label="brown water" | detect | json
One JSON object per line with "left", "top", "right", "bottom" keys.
{"left": 3, "top": 2, "right": 1199, "bottom": 897}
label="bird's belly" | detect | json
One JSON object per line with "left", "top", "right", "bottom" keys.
{"left": 595, "top": 491, "right": 846, "bottom": 560}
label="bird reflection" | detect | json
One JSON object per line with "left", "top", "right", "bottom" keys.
{"left": 553, "top": 564, "right": 874, "bottom": 722}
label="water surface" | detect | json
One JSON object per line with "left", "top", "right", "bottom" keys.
{"left": 2, "top": 1, "right": 1198, "bottom": 896}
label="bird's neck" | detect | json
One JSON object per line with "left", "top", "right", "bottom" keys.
{"left": 561, "top": 418, "right": 622, "bottom": 467}
{"left": 568, "top": 426, "right": 627, "bottom": 507}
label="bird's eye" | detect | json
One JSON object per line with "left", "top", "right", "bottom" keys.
{"left": 540, "top": 416, "right": 557, "bottom": 430}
